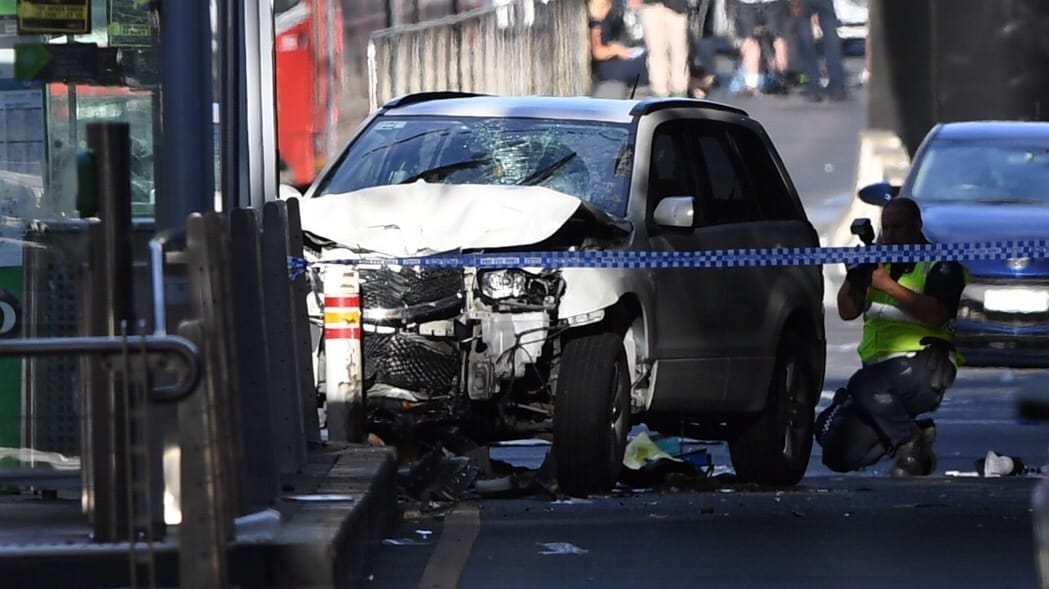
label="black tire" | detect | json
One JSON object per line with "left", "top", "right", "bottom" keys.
{"left": 729, "top": 331, "right": 815, "bottom": 485}
{"left": 553, "top": 330, "right": 631, "bottom": 497}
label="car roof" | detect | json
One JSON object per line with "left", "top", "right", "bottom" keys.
{"left": 380, "top": 93, "right": 748, "bottom": 124}
{"left": 934, "top": 121, "right": 1049, "bottom": 142}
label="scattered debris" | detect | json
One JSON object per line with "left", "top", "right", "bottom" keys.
{"left": 623, "top": 432, "right": 683, "bottom": 470}
{"left": 283, "top": 494, "right": 356, "bottom": 502}
{"left": 383, "top": 538, "right": 429, "bottom": 546}
{"left": 550, "top": 498, "right": 592, "bottom": 505}
{"left": 975, "top": 451, "right": 1026, "bottom": 477}
{"left": 398, "top": 444, "right": 481, "bottom": 510}
{"left": 538, "top": 542, "right": 589, "bottom": 555}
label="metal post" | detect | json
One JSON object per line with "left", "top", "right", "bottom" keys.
{"left": 219, "top": 0, "right": 241, "bottom": 213}
{"left": 158, "top": 0, "right": 215, "bottom": 229}
{"left": 87, "top": 122, "right": 133, "bottom": 543}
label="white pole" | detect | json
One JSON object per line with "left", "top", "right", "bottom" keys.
{"left": 322, "top": 265, "right": 365, "bottom": 442}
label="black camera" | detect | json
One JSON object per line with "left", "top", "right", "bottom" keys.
{"left": 850, "top": 218, "right": 875, "bottom": 246}
{"left": 845, "top": 218, "right": 876, "bottom": 288}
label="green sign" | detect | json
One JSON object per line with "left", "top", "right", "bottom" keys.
{"left": 108, "top": 0, "right": 153, "bottom": 47}
{"left": 0, "top": 0, "right": 17, "bottom": 37}
{"left": 0, "top": 250, "right": 23, "bottom": 449}
{"left": 17, "top": 0, "right": 90, "bottom": 35}
{"left": 15, "top": 42, "right": 121, "bottom": 85}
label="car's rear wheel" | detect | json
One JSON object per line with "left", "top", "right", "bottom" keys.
{"left": 729, "top": 330, "right": 815, "bottom": 485}
{"left": 554, "top": 330, "right": 631, "bottom": 497}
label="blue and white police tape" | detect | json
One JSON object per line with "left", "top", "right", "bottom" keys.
{"left": 287, "top": 240, "right": 1049, "bottom": 280}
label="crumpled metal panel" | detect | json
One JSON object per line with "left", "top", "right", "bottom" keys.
{"left": 360, "top": 266, "right": 462, "bottom": 310}
{"left": 364, "top": 332, "right": 459, "bottom": 394}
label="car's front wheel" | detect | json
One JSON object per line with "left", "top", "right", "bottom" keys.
{"left": 729, "top": 330, "right": 815, "bottom": 485}
{"left": 553, "top": 330, "right": 631, "bottom": 497}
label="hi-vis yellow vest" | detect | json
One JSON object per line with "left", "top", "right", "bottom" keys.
{"left": 857, "top": 261, "right": 959, "bottom": 363}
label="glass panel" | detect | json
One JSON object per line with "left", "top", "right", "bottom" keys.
{"left": 314, "top": 115, "right": 634, "bottom": 217}
{"left": 0, "top": 0, "right": 161, "bottom": 486}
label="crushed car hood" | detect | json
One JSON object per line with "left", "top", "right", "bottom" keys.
{"left": 299, "top": 183, "right": 626, "bottom": 256}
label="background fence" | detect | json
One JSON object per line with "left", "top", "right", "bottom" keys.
{"left": 367, "top": 0, "right": 590, "bottom": 111}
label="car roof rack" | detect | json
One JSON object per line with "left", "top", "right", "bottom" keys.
{"left": 381, "top": 92, "right": 491, "bottom": 110}
{"left": 629, "top": 97, "right": 748, "bottom": 118}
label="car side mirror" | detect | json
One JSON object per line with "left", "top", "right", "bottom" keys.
{"left": 653, "top": 196, "right": 694, "bottom": 228}
{"left": 857, "top": 182, "right": 899, "bottom": 206}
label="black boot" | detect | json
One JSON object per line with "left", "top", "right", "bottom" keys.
{"left": 891, "top": 421, "right": 937, "bottom": 477}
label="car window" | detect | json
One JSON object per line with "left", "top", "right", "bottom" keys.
{"left": 647, "top": 123, "right": 711, "bottom": 226}
{"left": 910, "top": 139, "right": 1049, "bottom": 204}
{"left": 691, "top": 129, "right": 761, "bottom": 225}
{"left": 313, "top": 115, "right": 635, "bottom": 217}
{"left": 728, "top": 126, "right": 801, "bottom": 221}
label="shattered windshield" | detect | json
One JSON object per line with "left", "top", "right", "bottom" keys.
{"left": 910, "top": 140, "right": 1049, "bottom": 205}
{"left": 313, "top": 115, "right": 635, "bottom": 217}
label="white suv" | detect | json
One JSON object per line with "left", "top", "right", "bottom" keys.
{"left": 298, "top": 93, "right": 826, "bottom": 496}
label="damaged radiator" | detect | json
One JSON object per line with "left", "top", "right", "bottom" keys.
{"left": 359, "top": 266, "right": 463, "bottom": 396}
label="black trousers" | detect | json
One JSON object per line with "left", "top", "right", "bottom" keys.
{"left": 816, "top": 349, "right": 945, "bottom": 473}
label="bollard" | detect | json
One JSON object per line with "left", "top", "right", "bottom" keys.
{"left": 322, "top": 266, "right": 366, "bottom": 442}
{"left": 86, "top": 122, "right": 136, "bottom": 543}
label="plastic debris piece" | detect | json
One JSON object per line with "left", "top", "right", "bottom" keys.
{"left": 945, "top": 470, "right": 980, "bottom": 478}
{"left": 538, "top": 542, "right": 589, "bottom": 555}
{"left": 416, "top": 529, "right": 433, "bottom": 538}
{"left": 283, "top": 494, "right": 356, "bottom": 502}
{"left": 551, "top": 498, "right": 592, "bottom": 505}
{"left": 383, "top": 538, "right": 429, "bottom": 546}
{"left": 976, "top": 450, "right": 1025, "bottom": 477}
{"left": 653, "top": 436, "right": 684, "bottom": 455}
{"left": 493, "top": 438, "right": 552, "bottom": 446}
{"left": 623, "top": 432, "right": 683, "bottom": 470}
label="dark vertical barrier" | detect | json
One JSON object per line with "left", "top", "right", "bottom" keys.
{"left": 871, "top": 0, "right": 1049, "bottom": 157}
{"left": 181, "top": 213, "right": 234, "bottom": 588}
{"left": 261, "top": 201, "right": 307, "bottom": 475}
{"left": 286, "top": 198, "right": 321, "bottom": 446}
{"left": 229, "top": 209, "right": 280, "bottom": 509}
{"left": 87, "top": 122, "right": 134, "bottom": 543}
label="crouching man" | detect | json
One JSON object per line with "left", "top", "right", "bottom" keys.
{"left": 816, "top": 197, "right": 967, "bottom": 476}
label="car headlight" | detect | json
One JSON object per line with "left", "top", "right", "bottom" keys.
{"left": 479, "top": 269, "right": 529, "bottom": 300}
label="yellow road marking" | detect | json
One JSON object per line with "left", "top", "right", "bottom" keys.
{"left": 417, "top": 503, "right": 480, "bottom": 589}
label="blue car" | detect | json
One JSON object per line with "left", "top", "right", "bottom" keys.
{"left": 859, "top": 121, "right": 1049, "bottom": 368}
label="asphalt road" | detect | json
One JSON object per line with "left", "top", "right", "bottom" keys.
{"left": 367, "top": 57, "right": 1049, "bottom": 588}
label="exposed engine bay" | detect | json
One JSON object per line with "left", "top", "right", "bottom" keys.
{"left": 299, "top": 184, "right": 631, "bottom": 446}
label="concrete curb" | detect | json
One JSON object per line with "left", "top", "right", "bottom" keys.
{"left": 827, "top": 129, "right": 912, "bottom": 248}
{"left": 0, "top": 445, "right": 402, "bottom": 589}
{"left": 261, "top": 445, "right": 400, "bottom": 589}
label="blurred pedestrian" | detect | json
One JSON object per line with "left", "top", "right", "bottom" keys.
{"left": 734, "top": 0, "right": 790, "bottom": 96}
{"left": 640, "top": 0, "right": 690, "bottom": 97}
{"left": 795, "top": 0, "right": 847, "bottom": 101}
{"left": 686, "top": 0, "right": 718, "bottom": 98}
{"left": 588, "top": 0, "right": 651, "bottom": 98}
